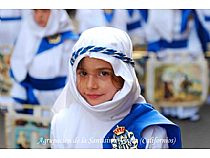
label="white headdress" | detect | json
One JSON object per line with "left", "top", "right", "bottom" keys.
{"left": 52, "top": 27, "right": 146, "bottom": 121}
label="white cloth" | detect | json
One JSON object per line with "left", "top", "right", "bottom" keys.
{"left": 0, "top": 9, "right": 22, "bottom": 54}
{"left": 75, "top": 9, "right": 105, "bottom": 33}
{"left": 75, "top": 9, "right": 128, "bottom": 34}
{"left": 146, "top": 10, "right": 174, "bottom": 43}
{"left": 195, "top": 9, "right": 210, "bottom": 33}
{"left": 142, "top": 125, "right": 168, "bottom": 149}
{"left": 102, "top": 10, "right": 128, "bottom": 31}
{"left": 126, "top": 10, "right": 147, "bottom": 45}
{"left": 51, "top": 27, "right": 168, "bottom": 148}
{"left": 146, "top": 9, "right": 202, "bottom": 54}
{"left": 10, "top": 9, "right": 76, "bottom": 106}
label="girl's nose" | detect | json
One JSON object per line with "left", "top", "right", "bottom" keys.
{"left": 86, "top": 75, "right": 98, "bottom": 89}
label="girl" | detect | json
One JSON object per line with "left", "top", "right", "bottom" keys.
{"left": 50, "top": 27, "right": 181, "bottom": 149}
{"left": 10, "top": 10, "right": 78, "bottom": 112}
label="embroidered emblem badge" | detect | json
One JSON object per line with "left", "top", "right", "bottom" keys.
{"left": 111, "top": 126, "right": 138, "bottom": 149}
{"left": 48, "top": 34, "right": 61, "bottom": 44}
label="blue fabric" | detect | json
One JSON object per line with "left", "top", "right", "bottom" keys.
{"left": 10, "top": 69, "right": 66, "bottom": 105}
{"left": 13, "top": 97, "right": 34, "bottom": 114}
{"left": 28, "top": 76, "right": 67, "bottom": 90}
{"left": 148, "top": 39, "right": 188, "bottom": 52}
{"left": 9, "top": 68, "right": 15, "bottom": 79}
{"left": 104, "top": 10, "right": 115, "bottom": 23}
{"left": 180, "top": 10, "right": 192, "bottom": 33}
{"left": 13, "top": 97, "right": 28, "bottom": 104}
{"left": 103, "top": 103, "right": 182, "bottom": 149}
{"left": 127, "top": 9, "right": 148, "bottom": 22}
{"left": 138, "top": 9, "right": 148, "bottom": 22}
{"left": 126, "top": 20, "right": 142, "bottom": 31}
{"left": 193, "top": 10, "right": 210, "bottom": 52}
{"left": 20, "top": 80, "right": 40, "bottom": 105}
{"left": 21, "top": 74, "right": 66, "bottom": 105}
{"left": 36, "top": 31, "right": 79, "bottom": 55}
{"left": 204, "top": 15, "right": 210, "bottom": 22}
{"left": 126, "top": 9, "right": 147, "bottom": 31}
{"left": 127, "top": 9, "right": 134, "bottom": 17}
{"left": 0, "top": 16, "right": 21, "bottom": 21}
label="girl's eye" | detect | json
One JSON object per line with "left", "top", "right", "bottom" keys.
{"left": 99, "top": 71, "right": 111, "bottom": 77}
{"left": 77, "top": 70, "right": 87, "bottom": 77}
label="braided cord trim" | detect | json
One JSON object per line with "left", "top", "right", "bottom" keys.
{"left": 70, "top": 46, "right": 134, "bottom": 67}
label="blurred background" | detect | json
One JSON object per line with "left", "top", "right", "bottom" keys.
{"left": 1, "top": 9, "right": 210, "bottom": 148}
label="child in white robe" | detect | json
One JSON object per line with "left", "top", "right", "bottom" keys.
{"left": 50, "top": 27, "right": 181, "bottom": 149}
{"left": 10, "top": 9, "right": 78, "bottom": 113}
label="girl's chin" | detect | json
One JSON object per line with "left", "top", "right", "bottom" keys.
{"left": 86, "top": 99, "right": 104, "bottom": 106}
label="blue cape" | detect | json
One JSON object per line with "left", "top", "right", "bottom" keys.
{"left": 103, "top": 103, "right": 182, "bottom": 149}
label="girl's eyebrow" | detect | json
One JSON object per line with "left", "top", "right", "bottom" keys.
{"left": 96, "top": 68, "right": 113, "bottom": 71}
{"left": 77, "top": 67, "right": 113, "bottom": 71}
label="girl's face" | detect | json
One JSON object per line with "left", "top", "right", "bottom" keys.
{"left": 33, "top": 9, "right": 51, "bottom": 27}
{"left": 76, "top": 57, "right": 124, "bottom": 106}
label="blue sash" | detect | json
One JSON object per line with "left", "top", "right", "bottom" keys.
{"left": 10, "top": 70, "right": 66, "bottom": 105}
{"left": 103, "top": 103, "right": 182, "bottom": 149}
{"left": 37, "top": 31, "right": 79, "bottom": 55}
{"left": 0, "top": 16, "right": 21, "bottom": 21}
{"left": 148, "top": 39, "right": 188, "bottom": 52}
{"left": 126, "top": 20, "right": 142, "bottom": 31}
{"left": 204, "top": 15, "right": 210, "bottom": 22}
